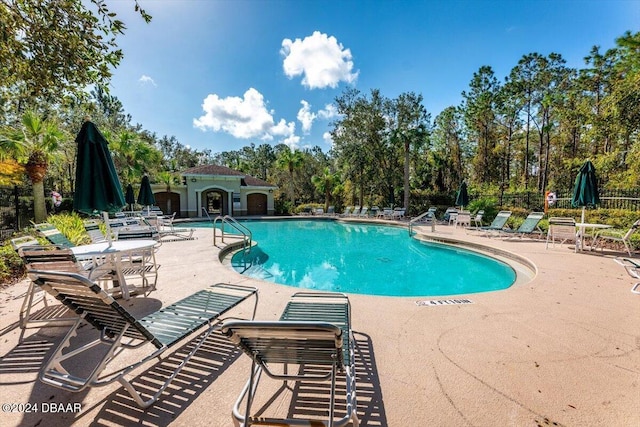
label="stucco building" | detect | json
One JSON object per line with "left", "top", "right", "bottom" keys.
{"left": 150, "top": 165, "right": 277, "bottom": 217}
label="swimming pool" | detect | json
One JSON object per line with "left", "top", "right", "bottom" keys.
{"left": 201, "top": 219, "right": 516, "bottom": 297}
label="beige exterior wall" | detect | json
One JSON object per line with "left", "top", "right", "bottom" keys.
{"left": 151, "top": 176, "right": 275, "bottom": 218}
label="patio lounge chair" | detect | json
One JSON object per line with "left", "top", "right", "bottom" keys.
{"left": 379, "top": 207, "right": 393, "bottom": 219}
{"left": 500, "top": 212, "right": 545, "bottom": 239}
{"left": 10, "top": 235, "right": 40, "bottom": 251}
{"left": 472, "top": 210, "right": 484, "bottom": 228}
{"left": 29, "top": 270, "right": 258, "bottom": 408}
{"left": 592, "top": 219, "right": 639, "bottom": 256}
{"left": 475, "top": 210, "right": 512, "bottom": 236}
{"left": 614, "top": 257, "right": 640, "bottom": 294}
{"left": 35, "top": 223, "right": 75, "bottom": 248}
{"left": 443, "top": 207, "right": 458, "bottom": 225}
{"left": 83, "top": 219, "right": 108, "bottom": 243}
{"left": 392, "top": 207, "right": 406, "bottom": 220}
{"left": 17, "top": 247, "right": 113, "bottom": 336}
{"left": 545, "top": 217, "right": 577, "bottom": 252}
{"left": 221, "top": 292, "right": 359, "bottom": 427}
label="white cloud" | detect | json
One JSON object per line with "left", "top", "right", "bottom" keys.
{"left": 139, "top": 75, "right": 157, "bottom": 86}
{"left": 323, "top": 131, "right": 333, "bottom": 146}
{"left": 193, "top": 88, "right": 298, "bottom": 145}
{"left": 318, "top": 103, "right": 339, "bottom": 120}
{"left": 297, "top": 100, "right": 316, "bottom": 133}
{"left": 281, "top": 31, "right": 359, "bottom": 89}
{"left": 283, "top": 133, "right": 301, "bottom": 150}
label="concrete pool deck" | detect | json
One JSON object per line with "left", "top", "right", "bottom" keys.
{"left": 0, "top": 221, "right": 638, "bottom": 426}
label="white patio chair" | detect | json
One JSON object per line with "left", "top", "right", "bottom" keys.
{"left": 545, "top": 217, "right": 577, "bottom": 252}
{"left": 592, "top": 219, "right": 639, "bottom": 256}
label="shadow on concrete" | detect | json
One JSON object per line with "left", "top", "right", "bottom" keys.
{"left": 84, "top": 330, "right": 242, "bottom": 427}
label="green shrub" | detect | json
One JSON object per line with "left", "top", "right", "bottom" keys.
{"left": 467, "top": 197, "right": 499, "bottom": 222}
{"left": 46, "top": 212, "right": 91, "bottom": 245}
{"left": 275, "top": 199, "right": 293, "bottom": 215}
{"left": 294, "top": 203, "right": 323, "bottom": 214}
{"left": 0, "top": 242, "right": 24, "bottom": 284}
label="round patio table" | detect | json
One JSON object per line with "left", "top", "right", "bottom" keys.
{"left": 71, "top": 240, "right": 158, "bottom": 299}
{"left": 575, "top": 223, "right": 612, "bottom": 251}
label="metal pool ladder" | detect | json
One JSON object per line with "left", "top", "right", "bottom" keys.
{"left": 409, "top": 211, "right": 436, "bottom": 235}
{"left": 213, "top": 215, "right": 252, "bottom": 253}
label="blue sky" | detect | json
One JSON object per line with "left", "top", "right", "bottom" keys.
{"left": 108, "top": 0, "right": 639, "bottom": 153}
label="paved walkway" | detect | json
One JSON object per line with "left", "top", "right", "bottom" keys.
{"left": 0, "top": 221, "right": 638, "bottom": 426}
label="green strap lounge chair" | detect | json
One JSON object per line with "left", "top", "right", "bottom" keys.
{"left": 34, "top": 222, "right": 75, "bottom": 248}
{"left": 29, "top": 270, "right": 258, "bottom": 408}
{"left": 222, "top": 292, "right": 359, "bottom": 427}
{"left": 474, "top": 210, "right": 512, "bottom": 236}
{"left": 500, "top": 212, "right": 545, "bottom": 239}
{"left": 17, "top": 247, "right": 87, "bottom": 336}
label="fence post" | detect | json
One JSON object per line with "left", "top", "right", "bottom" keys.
{"left": 13, "top": 185, "right": 19, "bottom": 230}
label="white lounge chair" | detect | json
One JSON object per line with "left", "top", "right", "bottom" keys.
{"left": 17, "top": 247, "right": 114, "bottom": 338}
{"left": 29, "top": 270, "right": 258, "bottom": 408}
{"left": 392, "top": 207, "right": 406, "bottom": 220}
{"left": 221, "top": 292, "right": 358, "bottom": 427}
{"left": 592, "top": 219, "right": 639, "bottom": 256}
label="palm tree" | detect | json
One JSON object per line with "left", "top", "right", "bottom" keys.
{"left": 312, "top": 167, "right": 339, "bottom": 212}
{"left": 276, "top": 149, "right": 304, "bottom": 206}
{"left": 157, "top": 170, "right": 180, "bottom": 214}
{"left": 1, "top": 111, "right": 63, "bottom": 222}
{"left": 108, "top": 130, "right": 163, "bottom": 185}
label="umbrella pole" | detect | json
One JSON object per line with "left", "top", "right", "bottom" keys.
{"left": 103, "top": 211, "right": 113, "bottom": 247}
{"left": 580, "top": 207, "right": 586, "bottom": 251}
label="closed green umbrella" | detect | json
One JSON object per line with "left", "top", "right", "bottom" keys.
{"left": 571, "top": 160, "right": 600, "bottom": 222}
{"left": 125, "top": 184, "right": 135, "bottom": 211}
{"left": 455, "top": 182, "right": 469, "bottom": 209}
{"left": 73, "top": 121, "right": 125, "bottom": 215}
{"left": 137, "top": 175, "right": 155, "bottom": 210}
{"left": 572, "top": 160, "right": 600, "bottom": 250}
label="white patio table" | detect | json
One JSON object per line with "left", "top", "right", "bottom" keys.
{"left": 71, "top": 240, "right": 158, "bottom": 299}
{"left": 575, "top": 223, "right": 612, "bottom": 252}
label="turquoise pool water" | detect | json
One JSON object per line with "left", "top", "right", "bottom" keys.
{"left": 193, "top": 219, "right": 516, "bottom": 297}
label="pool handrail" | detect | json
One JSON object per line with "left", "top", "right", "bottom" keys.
{"left": 409, "top": 211, "right": 436, "bottom": 235}
{"left": 213, "top": 215, "right": 252, "bottom": 253}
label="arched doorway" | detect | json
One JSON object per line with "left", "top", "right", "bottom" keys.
{"left": 247, "top": 193, "right": 267, "bottom": 215}
{"left": 155, "top": 192, "right": 181, "bottom": 217}
{"left": 204, "top": 190, "right": 228, "bottom": 215}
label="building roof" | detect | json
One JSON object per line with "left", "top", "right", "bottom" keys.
{"left": 182, "top": 164, "right": 276, "bottom": 188}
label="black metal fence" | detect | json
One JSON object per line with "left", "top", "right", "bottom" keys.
{"left": 476, "top": 189, "right": 640, "bottom": 211}
{"left": 0, "top": 186, "right": 20, "bottom": 239}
